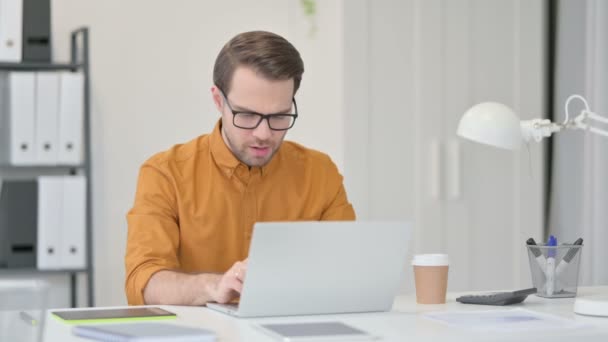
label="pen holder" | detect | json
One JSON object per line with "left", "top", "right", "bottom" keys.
{"left": 526, "top": 244, "right": 582, "bottom": 298}
{"left": 0, "top": 280, "right": 49, "bottom": 342}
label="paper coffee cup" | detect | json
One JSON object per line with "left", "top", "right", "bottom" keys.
{"left": 412, "top": 254, "right": 449, "bottom": 304}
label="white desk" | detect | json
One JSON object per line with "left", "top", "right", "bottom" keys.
{"left": 44, "top": 287, "right": 608, "bottom": 341}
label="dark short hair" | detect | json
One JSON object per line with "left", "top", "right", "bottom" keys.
{"left": 213, "top": 31, "right": 304, "bottom": 96}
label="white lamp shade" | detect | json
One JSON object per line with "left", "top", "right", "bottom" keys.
{"left": 457, "top": 102, "right": 523, "bottom": 150}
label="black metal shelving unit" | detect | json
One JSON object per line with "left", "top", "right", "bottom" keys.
{"left": 0, "top": 27, "right": 93, "bottom": 308}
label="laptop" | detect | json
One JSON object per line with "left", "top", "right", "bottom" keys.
{"left": 206, "top": 221, "right": 411, "bottom": 317}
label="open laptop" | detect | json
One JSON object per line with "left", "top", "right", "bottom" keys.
{"left": 206, "top": 221, "right": 411, "bottom": 317}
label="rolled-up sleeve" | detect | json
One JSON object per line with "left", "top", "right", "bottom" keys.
{"left": 125, "top": 161, "right": 180, "bottom": 305}
{"left": 319, "top": 156, "right": 356, "bottom": 221}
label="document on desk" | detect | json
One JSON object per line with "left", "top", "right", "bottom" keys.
{"left": 424, "top": 309, "right": 587, "bottom": 332}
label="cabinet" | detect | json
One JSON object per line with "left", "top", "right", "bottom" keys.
{"left": 0, "top": 28, "right": 92, "bottom": 307}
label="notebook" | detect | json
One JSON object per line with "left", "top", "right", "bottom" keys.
{"left": 72, "top": 322, "right": 216, "bottom": 342}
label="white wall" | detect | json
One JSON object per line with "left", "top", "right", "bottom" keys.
{"left": 51, "top": 0, "right": 346, "bottom": 306}
{"left": 550, "top": 0, "right": 608, "bottom": 286}
{"left": 344, "top": 0, "right": 546, "bottom": 292}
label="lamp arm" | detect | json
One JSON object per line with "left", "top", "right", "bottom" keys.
{"left": 521, "top": 95, "right": 608, "bottom": 142}
{"left": 572, "top": 110, "right": 608, "bottom": 137}
{"left": 520, "top": 119, "right": 561, "bottom": 143}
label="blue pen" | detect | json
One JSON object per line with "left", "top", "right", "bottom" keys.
{"left": 547, "top": 235, "right": 557, "bottom": 257}
{"left": 546, "top": 235, "right": 557, "bottom": 295}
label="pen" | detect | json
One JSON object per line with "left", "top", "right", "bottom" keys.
{"left": 526, "top": 238, "right": 547, "bottom": 270}
{"left": 20, "top": 311, "right": 38, "bottom": 326}
{"left": 546, "top": 235, "right": 557, "bottom": 296}
{"left": 555, "top": 238, "right": 583, "bottom": 276}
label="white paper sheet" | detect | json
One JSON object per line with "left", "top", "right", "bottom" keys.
{"left": 424, "top": 309, "right": 587, "bottom": 332}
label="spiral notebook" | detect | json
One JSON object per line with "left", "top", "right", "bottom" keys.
{"left": 72, "top": 322, "right": 216, "bottom": 342}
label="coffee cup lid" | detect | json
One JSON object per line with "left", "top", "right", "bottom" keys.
{"left": 412, "top": 254, "right": 449, "bottom": 266}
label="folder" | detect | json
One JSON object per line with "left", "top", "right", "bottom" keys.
{"left": 22, "top": 0, "right": 52, "bottom": 62}
{"left": 0, "top": 0, "right": 23, "bottom": 62}
{"left": 34, "top": 72, "right": 60, "bottom": 164}
{"left": 36, "top": 175, "right": 87, "bottom": 270}
{"left": 36, "top": 176, "right": 62, "bottom": 269}
{"left": 0, "top": 72, "right": 37, "bottom": 165}
{"left": 60, "top": 175, "right": 86, "bottom": 269}
{"left": 0, "top": 180, "right": 38, "bottom": 268}
{"left": 58, "top": 72, "right": 84, "bottom": 165}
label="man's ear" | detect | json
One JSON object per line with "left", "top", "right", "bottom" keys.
{"left": 211, "top": 86, "right": 224, "bottom": 113}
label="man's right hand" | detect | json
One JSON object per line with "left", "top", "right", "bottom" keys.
{"left": 143, "top": 259, "right": 249, "bottom": 306}
{"left": 206, "top": 259, "right": 248, "bottom": 304}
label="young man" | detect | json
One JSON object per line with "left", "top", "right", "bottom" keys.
{"left": 125, "top": 31, "right": 355, "bottom": 306}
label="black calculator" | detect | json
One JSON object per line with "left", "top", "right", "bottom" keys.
{"left": 456, "top": 288, "right": 537, "bottom": 306}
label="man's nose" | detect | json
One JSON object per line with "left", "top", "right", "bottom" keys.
{"left": 252, "top": 118, "right": 272, "bottom": 140}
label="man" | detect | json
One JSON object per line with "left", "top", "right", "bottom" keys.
{"left": 125, "top": 31, "right": 355, "bottom": 306}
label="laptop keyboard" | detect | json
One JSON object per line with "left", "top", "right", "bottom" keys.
{"left": 221, "top": 303, "right": 238, "bottom": 310}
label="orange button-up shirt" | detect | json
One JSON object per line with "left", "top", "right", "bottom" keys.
{"left": 125, "top": 121, "right": 356, "bottom": 305}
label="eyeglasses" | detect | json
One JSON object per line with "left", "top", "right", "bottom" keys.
{"left": 220, "top": 90, "right": 298, "bottom": 131}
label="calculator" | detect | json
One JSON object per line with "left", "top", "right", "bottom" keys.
{"left": 456, "top": 288, "right": 537, "bottom": 306}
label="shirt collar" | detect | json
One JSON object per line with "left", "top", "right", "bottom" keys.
{"left": 210, "top": 119, "right": 241, "bottom": 173}
{"left": 209, "top": 119, "right": 281, "bottom": 178}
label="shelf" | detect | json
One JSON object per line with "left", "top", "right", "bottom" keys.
{"left": 0, "top": 268, "right": 86, "bottom": 275}
{"left": 0, "top": 164, "right": 85, "bottom": 170}
{"left": 0, "top": 27, "right": 93, "bottom": 308}
{"left": 0, "top": 61, "right": 83, "bottom": 71}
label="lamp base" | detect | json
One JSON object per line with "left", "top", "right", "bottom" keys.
{"left": 574, "top": 295, "right": 608, "bottom": 317}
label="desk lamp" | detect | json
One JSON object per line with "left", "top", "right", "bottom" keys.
{"left": 457, "top": 95, "right": 608, "bottom": 149}
{"left": 457, "top": 94, "right": 608, "bottom": 317}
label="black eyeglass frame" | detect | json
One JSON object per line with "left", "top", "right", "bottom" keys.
{"left": 219, "top": 89, "right": 298, "bottom": 131}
